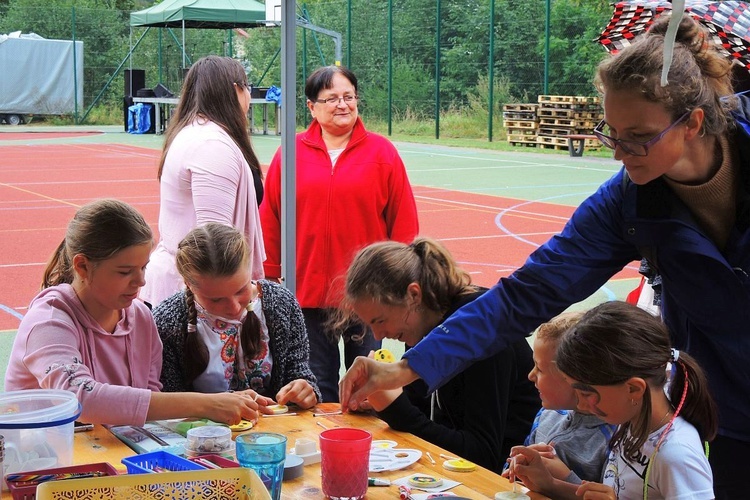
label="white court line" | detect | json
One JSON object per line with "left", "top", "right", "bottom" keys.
{"left": 415, "top": 194, "right": 571, "bottom": 222}
{"left": 0, "top": 263, "right": 45, "bottom": 268}
{"left": 399, "top": 149, "right": 619, "bottom": 173}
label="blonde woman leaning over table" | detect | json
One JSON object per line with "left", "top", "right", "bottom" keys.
{"left": 340, "top": 14, "right": 749, "bottom": 498}
{"left": 337, "top": 237, "right": 539, "bottom": 473}
{"left": 141, "top": 55, "right": 265, "bottom": 309}
{"left": 259, "top": 65, "right": 418, "bottom": 402}
{"left": 5, "top": 199, "right": 270, "bottom": 426}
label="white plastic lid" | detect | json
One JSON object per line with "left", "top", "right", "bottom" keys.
{"left": 0, "top": 390, "right": 81, "bottom": 429}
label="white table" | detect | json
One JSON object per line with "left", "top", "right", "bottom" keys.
{"left": 132, "top": 97, "right": 279, "bottom": 136}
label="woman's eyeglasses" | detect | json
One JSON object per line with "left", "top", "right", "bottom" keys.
{"left": 313, "top": 95, "right": 358, "bottom": 106}
{"left": 593, "top": 111, "right": 691, "bottom": 157}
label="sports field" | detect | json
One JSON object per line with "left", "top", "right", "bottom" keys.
{"left": 0, "top": 125, "right": 637, "bottom": 390}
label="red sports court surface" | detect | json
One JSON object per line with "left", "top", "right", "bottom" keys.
{"left": 0, "top": 140, "right": 639, "bottom": 331}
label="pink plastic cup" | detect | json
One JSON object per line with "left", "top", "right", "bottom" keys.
{"left": 319, "top": 428, "right": 372, "bottom": 500}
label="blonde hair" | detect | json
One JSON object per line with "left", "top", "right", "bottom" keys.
{"left": 536, "top": 311, "right": 584, "bottom": 346}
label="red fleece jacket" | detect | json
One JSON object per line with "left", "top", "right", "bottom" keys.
{"left": 259, "top": 118, "right": 419, "bottom": 308}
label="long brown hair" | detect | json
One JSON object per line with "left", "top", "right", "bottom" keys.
{"left": 596, "top": 13, "right": 735, "bottom": 136}
{"left": 42, "top": 199, "right": 152, "bottom": 289}
{"left": 556, "top": 301, "right": 718, "bottom": 461}
{"left": 175, "top": 223, "right": 262, "bottom": 388}
{"left": 157, "top": 56, "right": 262, "bottom": 185}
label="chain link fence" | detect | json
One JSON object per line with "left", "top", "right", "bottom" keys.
{"left": 0, "top": 1, "right": 613, "bottom": 138}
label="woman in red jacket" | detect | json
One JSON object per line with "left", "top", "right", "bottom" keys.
{"left": 259, "top": 65, "right": 419, "bottom": 402}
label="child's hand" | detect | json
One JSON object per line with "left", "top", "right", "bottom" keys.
{"left": 507, "top": 446, "right": 554, "bottom": 493}
{"left": 276, "top": 379, "right": 318, "bottom": 409}
{"left": 234, "top": 389, "right": 275, "bottom": 415}
{"left": 576, "top": 481, "right": 616, "bottom": 499}
{"left": 525, "top": 442, "right": 570, "bottom": 480}
{"left": 206, "top": 391, "right": 266, "bottom": 425}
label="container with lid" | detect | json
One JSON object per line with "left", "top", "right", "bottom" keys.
{"left": 0, "top": 389, "right": 81, "bottom": 489}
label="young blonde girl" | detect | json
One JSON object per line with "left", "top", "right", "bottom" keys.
{"left": 153, "top": 223, "right": 320, "bottom": 407}
{"left": 5, "top": 199, "right": 265, "bottom": 426}
{"left": 511, "top": 301, "right": 717, "bottom": 499}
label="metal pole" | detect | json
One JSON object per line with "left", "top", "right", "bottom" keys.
{"left": 347, "top": 0, "right": 352, "bottom": 67}
{"left": 71, "top": 6, "right": 78, "bottom": 124}
{"left": 388, "top": 0, "right": 393, "bottom": 136}
{"left": 158, "top": 28, "right": 162, "bottom": 83}
{"left": 435, "top": 0, "right": 441, "bottom": 139}
{"left": 228, "top": 29, "right": 233, "bottom": 57}
{"left": 281, "top": 0, "right": 297, "bottom": 294}
{"left": 488, "top": 0, "right": 495, "bottom": 142}
{"left": 182, "top": 21, "right": 186, "bottom": 70}
{"left": 544, "top": 0, "right": 550, "bottom": 94}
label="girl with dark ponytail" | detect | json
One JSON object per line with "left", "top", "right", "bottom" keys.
{"left": 338, "top": 237, "right": 540, "bottom": 473}
{"left": 154, "top": 223, "right": 320, "bottom": 408}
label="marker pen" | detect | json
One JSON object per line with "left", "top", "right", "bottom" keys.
{"left": 368, "top": 477, "right": 391, "bottom": 486}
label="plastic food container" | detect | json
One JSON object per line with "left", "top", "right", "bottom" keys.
{"left": 0, "top": 390, "right": 81, "bottom": 486}
{"left": 122, "top": 450, "right": 205, "bottom": 474}
{"left": 6, "top": 462, "right": 118, "bottom": 500}
{"left": 185, "top": 425, "right": 234, "bottom": 459}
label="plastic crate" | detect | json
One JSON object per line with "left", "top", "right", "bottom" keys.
{"left": 36, "top": 467, "right": 271, "bottom": 500}
{"left": 188, "top": 454, "right": 241, "bottom": 468}
{"left": 6, "top": 462, "right": 119, "bottom": 500}
{"left": 121, "top": 450, "right": 205, "bottom": 474}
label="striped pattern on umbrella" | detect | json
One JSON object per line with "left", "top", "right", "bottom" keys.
{"left": 597, "top": 1, "right": 750, "bottom": 71}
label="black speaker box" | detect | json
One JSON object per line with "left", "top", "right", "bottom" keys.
{"left": 153, "top": 83, "right": 174, "bottom": 98}
{"left": 124, "top": 69, "right": 145, "bottom": 98}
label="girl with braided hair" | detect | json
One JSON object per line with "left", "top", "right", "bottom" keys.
{"left": 338, "top": 237, "right": 539, "bottom": 473}
{"left": 154, "top": 223, "right": 320, "bottom": 409}
{"left": 509, "top": 301, "right": 716, "bottom": 499}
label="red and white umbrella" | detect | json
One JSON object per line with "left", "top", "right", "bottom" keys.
{"left": 597, "top": 1, "right": 750, "bottom": 73}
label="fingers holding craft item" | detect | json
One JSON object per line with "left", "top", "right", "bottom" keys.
{"left": 267, "top": 404, "right": 289, "bottom": 414}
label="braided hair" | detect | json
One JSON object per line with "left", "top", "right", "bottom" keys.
{"left": 176, "top": 223, "right": 262, "bottom": 389}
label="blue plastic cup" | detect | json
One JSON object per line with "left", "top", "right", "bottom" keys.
{"left": 236, "top": 432, "right": 287, "bottom": 500}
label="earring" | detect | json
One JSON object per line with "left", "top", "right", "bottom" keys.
{"left": 631, "top": 399, "right": 638, "bottom": 406}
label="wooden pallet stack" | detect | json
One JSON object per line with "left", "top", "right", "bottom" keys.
{"left": 503, "top": 103, "right": 538, "bottom": 147}
{"left": 535, "top": 95, "right": 603, "bottom": 151}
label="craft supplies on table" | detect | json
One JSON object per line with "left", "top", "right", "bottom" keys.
{"left": 122, "top": 450, "right": 204, "bottom": 474}
{"left": 35, "top": 467, "right": 271, "bottom": 500}
{"left": 6, "top": 462, "right": 118, "bottom": 500}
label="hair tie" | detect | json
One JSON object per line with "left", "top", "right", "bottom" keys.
{"left": 670, "top": 348, "right": 680, "bottom": 362}
{"left": 187, "top": 323, "right": 197, "bottom": 333}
